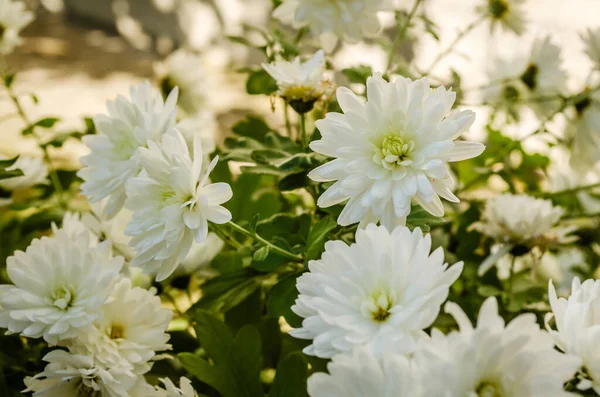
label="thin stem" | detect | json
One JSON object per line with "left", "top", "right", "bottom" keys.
{"left": 208, "top": 223, "right": 243, "bottom": 249}
{"left": 424, "top": 15, "right": 486, "bottom": 75}
{"left": 544, "top": 182, "right": 600, "bottom": 198}
{"left": 5, "top": 84, "right": 66, "bottom": 208}
{"left": 226, "top": 221, "right": 303, "bottom": 262}
{"left": 385, "top": 0, "right": 423, "bottom": 74}
{"left": 300, "top": 112, "right": 308, "bottom": 149}
{"left": 284, "top": 102, "right": 293, "bottom": 138}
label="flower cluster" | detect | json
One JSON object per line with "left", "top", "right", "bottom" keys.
{"left": 0, "top": 0, "right": 34, "bottom": 54}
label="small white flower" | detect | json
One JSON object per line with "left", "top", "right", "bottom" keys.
{"left": 547, "top": 278, "right": 600, "bottom": 393}
{"left": 273, "top": 0, "right": 394, "bottom": 51}
{"left": 307, "top": 347, "right": 419, "bottom": 397}
{"left": 0, "top": 155, "right": 48, "bottom": 191}
{"left": 125, "top": 128, "right": 232, "bottom": 281}
{"left": 156, "top": 49, "right": 210, "bottom": 116}
{"left": 476, "top": 0, "right": 527, "bottom": 36}
{"left": 23, "top": 350, "right": 137, "bottom": 397}
{"left": 417, "top": 297, "right": 581, "bottom": 397}
{"left": 78, "top": 81, "right": 179, "bottom": 217}
{"left": 0, "top": 230, "right": 123, "bottom": 344}
{"left": 0, "top": 0, "right": 34, "bottom": 54}
{"left": 262, "top": 50, "right": 329, "bottom": 107}
{"left": 582, "top": 28, "right": 600, "bottom": 70}
{"left": 482, "top": 36, "right": 567, "bottom": 119}
{"left": 309, "top": 74, "right": 483, "bottom": 229}
{"left": 72, "top": 278, "right": 172, "bottom": 374}
{"left": 291, "top": 224, "right": 463, "bottom": 358}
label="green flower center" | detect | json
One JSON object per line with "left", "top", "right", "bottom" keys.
{"left": 520, "top": 64, "right": 539, "bottom": 91}
{"left": 160, "top": 76, "right": 178, "bottom": 101}
{"left": 575, "top": 96, "right": 592, "bottom": 115}
{"left": 51, "top": 286, "right": 74, "bottom": 310}
{"left": 476, "top": 381, "right": 504, "bottom": 397}
{"left": 376, "top": 134, "right": 415, "bottom": 170}
{"left": 503, "top": 85, "right": 520, "bottom": 102}
{"left": 76, "top": 380, "right": 100, "bottom": 397}
{"left": 488, "top": 0, "right": 509, "bottom": 18}
{"left": 363, "top": 290, "right": 396, "bottom": 323}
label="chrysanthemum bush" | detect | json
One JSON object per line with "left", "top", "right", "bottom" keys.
{"left": 4, "top": 0, "right": 600, "bottom": 396}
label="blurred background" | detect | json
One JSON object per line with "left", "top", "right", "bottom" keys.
{"left": 3, "top": 0, "right": 600, "bottom": 169}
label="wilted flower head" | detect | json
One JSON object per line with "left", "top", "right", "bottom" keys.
{"left": 273, "top": 0, "right": 394, "bottom": 51}
{"left": 262, "top": 50, "right": 329, "bottom": 113}
{"left": 0, "top": 230, "right": 123, "bottom": 344}
{"left": 307, "top": 347, "right": 419, "bottom": 397}
{"left": 0, "top": 155, "right": 48, "bottom": 191}
{"left": 0, "top": 0, "right": 34, "bottom": 54}
{"left": 582, "top": 28, "right": 600, "bottom": 70}
{"left": 309, "top": 74, "right": 483, "bottom": 229}
{"left": 125, "top": 128, "right": 232, "bottom": 281}
{"left": 79, "top": 81, "right": 178, "bottom": 217}
{"left": 417, "top": 297, "right": 581, "bottom": 397}
{"left": 476, "top": 0, "right": 527, "bottom": 36}
{"left": 547, "top": 278, "right": 600, "bottom": 393}
{"left": 291, "top": 224, "right": 463, "bottom": 358}
{"left": 24, "top": 350, "right": 137, "bottom": 397}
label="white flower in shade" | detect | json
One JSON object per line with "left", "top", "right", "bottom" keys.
{"left": 176, "top": 113, "right": 218, "bottom": 166}
{"left": 547, "top": 278, "right": 600, "bottom": 393}
{"left": 309, "top": 74, "right": 483, "bottom": 229}
{"left": 565, "top": 90, "right": 600, "bottom": 172}
{"left": 141, "top": 377, "right": 199, "bottom": 397}
{"left": 539, "top": 248, "right": 587, "bottom": 296}
{"left": 156, "top": 49, "right": 209, "bottom": 116}
{"left": 262, "top": 50, "right": 328, "bottom": 109}
{"left": 582, "top": 28, "right": 600, "bottom": 70}
{"left": 125, "top": 128, "right": 232, "bottom": 281}
{"left": 73, "top": 278, "right": 172, "bottom": 374}
{"left": 23, "top": 350, "right": 137, "bottom": 397}
{"left": 273, "top": 0, "right": 394, "bottom": 51}
{"left": 307, "top": 347, "right": 419, "bottom": 397}
{"left": 482, "top": 36, "right": 567, "bottom": 119}
{"left": 79, "top": 81, "right": 178, "bottom": 217}
{"left": 0, "top": 230, "right": 123, "bottom": 344}
{"left": 0, "top": 155, "right": 48, "bottom": 191}
{"left": 417, "top": 297, "right": 581, "bottom": 397}
{"left": 473, "top": 193, "right": 577, "bottom": 275}
{"left": 291, "top": 224, "right": 463, "bottom": 358}
{"left": 476, "top": 0, "right": 526, "bottom": 36}
{"left": 178, "top": 232, "right": 224, "bottom": 275}
{"left": 0, "top": 0, "right": 34, "bottom": 54}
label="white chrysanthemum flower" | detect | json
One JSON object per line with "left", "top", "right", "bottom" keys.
{"left": 0, "top": 230, "right": 123, "bottom": 344}
{"left": 309, "top": 74, "right": 483, "bottom": 229}
{"left": 417, "top": 297, "right": 581, "bottom": 397}
{"left": 0, "top": 155, "right": 48, "bottom": 191}
{"left": 307, "top": 347, "right": 419, "bottom": 397}
{"left": 125, "top": 128, "right": 232, "bottom": 281}
{"left": 23, "top": 350, "right": 137, "bottom": 397}
{"left": 582, "top": 28, "right": 600, "bottom": 70}
{"left": 141, "top": 377, "right": 199, "bottom": 397}
{"left": 262, "top": 50, "right": 328, "bottom": 111}
{"left": 156, "top": 49, "right": 209, "bottom": 116}
{"left": 473, "top": 193, "right": 577, "bottom": 275}
{"left": 273, "top": 0, "right": 394, "bottom": 52}
{"left": 476, "top": 0, "right": 526, "bottom": 36}
{"left": 547, "top": 278, "right": 600, "bottom": 393}
{"left": 79, "top": 81, "right": 179, "bottom": 217}
{"left": 291, "top": 224, "right": 463, "bottom": 358}
{"left": 565, "top": 90, "right": 600, "bottom": 172}
{"left": 482, "top": 36, "right": 567, "bottom": 119}
{"left": 0, "top": 0, "right": 34, "bottom": 54}
{"left": 72, "top": 278, "right": 172, "bottom": 374}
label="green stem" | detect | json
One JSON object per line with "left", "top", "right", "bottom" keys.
{"left": 5, "top": 84, "right": 66, "bottom": 209}
{"left": 208, "top": 223, "right": 243, "bottom": 249}
{"left": 284, "top": 102, "right": 293, "bottom": 138}
{"left": 424, "top": 15, "right": 486, "bottom": 75}
{"left": 544, "top": 182, "right": 600, "bottom": 198}
{"left": 385, "top": 0, "right": 423, "bottom": 74}
{"left": 226, "top": 221, "right": 303, "bottom": 262}
{"left": 300, "top": 112, "right": 308, "bottom": 149}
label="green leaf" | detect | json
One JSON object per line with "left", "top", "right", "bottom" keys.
{"left": 278, "top": 172, "right": 309, "bottom": 191}
{"left": 3, "top": 74, "right": 15, "bottom": 88}
{"left": 232, "top": 116, "right": 273, "bottom": 141}
{"left": 246, "top": 69, "right": 278, "bottom": 96}
{"left": 0, "top": 156, "right": 23, "bottom": 180}
{"left": 267, "top": 275, "right": 303, "bottom": 328}
{"left": 406, "top": 205, "right": 447, "bottom": 231}
{"left": 0, "top": 156, "right": 19, "bottom": 168}
{"left": 305, "top": 217, "right": 337, "bottom": 261}
{"left": 21, "top": 117, "right": 60, "bottom": 135}
{"left": 228, "top": 35, "right": 253, "bottom": 47}
{"left": 268, "top": 352, "right": 308, "bottom": 397}
{"left": 341, "top": 65, "right": 373, "bottom": 85}
{"left": 253, "top": 246, "right": 270, "bottom": 262}
{"left": 190, "top": 270, "right": 261, "bottom": 313}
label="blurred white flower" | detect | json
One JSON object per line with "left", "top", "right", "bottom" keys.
{"left": 125, "top": 128, "right": 232, "bottom": 281}
{"left": 0, "top": 0, "right": 34, "bottom": 54}
{"left": 262, "top": 50, "right": 329, "bottom": 111}
{"left": 539, "top": 248, "right": 587, "bottom": 296}
{"left": 417, "top": 297, "right": 580, "bottom": 397}
{"left": 565, "top": 90, "right": 600, "bottom": 172}
{"left": 156, "top": 49, "right": 209, "bottom": 116}
{"left": 291, "top": 224, "right": 463, "bottom": 358}
{"left": 273, "top": 0, "right": 394, "bottom": 52}
{"left": 73, "top": 278, "right": 172, "bottom": 374}
{"left": 178, "top": 232, "right": 224, "bottom": 276}
{"left": 0, "top": 155, "right": 48, "bottom": 191}
{"left": 307, "top": 347, "right": 419, "bottom": 397}
{"left": 79, "top": 81, "right": 179, "bottom": 218}
{"left": 476, "top": 0, "right": 526, "bottom": 36}
{"left": 0, "top": 230, "right": 122, "bottom": 344}
{"left": 309, "top": 74, "right": 482, "bottom": 229}
{"left": 176, "top": 113, "right": 218, "bottom": 167}
{"left": 23, "top": 350, "right": 137, "bottom": 397}
{"left": 582, "top": 28, "right": 600, "bottom": 70}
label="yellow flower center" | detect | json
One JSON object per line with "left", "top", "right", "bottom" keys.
{"left": 51, "top": 286, "right": 74, "bottom": 310}
{"left": 109, "top": 324, "right": 125, "bottom": 340}
{"left": 362, "top": 290, "right": 396, "bottom": 323}
{"left": 375, "top": 134, "right": 415, "bottom": 170}
{"left": 282, "top": 85, "right": 322, "bottom": 102}
{"left": 476, "top": 381, "right": 504, "bottom": 397}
